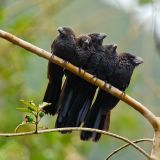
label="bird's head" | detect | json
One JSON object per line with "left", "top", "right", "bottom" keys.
{"left": 104, "top": 44, "right": 117, "bottom": 54}
{"left": 121, "top": 53, "right": 144, "bottom": 66}
{"left": 88, "top": 33, "right": 106, "bottom": 46}
{"left": 77, "top": 35, "right": 92, "bottom": 49}
{"left": 57, "top": 26, "right": 76, "bottom": 38}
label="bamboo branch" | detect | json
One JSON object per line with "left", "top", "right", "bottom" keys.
{"left": 0, "top": 29, "right": 160, "bottom": 159}
{"left": 0, "top": 127, "right": 151, "bottom": 159}
{"left": 105, "top": 138, "right": 153, "bottom": 160}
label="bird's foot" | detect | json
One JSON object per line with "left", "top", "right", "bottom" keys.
{"left": 103, "top": 81, "right": 107, "bottom": 88}
{"left": 103, "top": 81, "right": 112, "bottom": 89}
{"left": 63, "top": 60, "right": 69, "bottom": 70}
{"left": 121, "top": 91, "right": 126, "bottom": 98}
{"left": 50, "top": 54, "right": 55, "bottom": 61}
{"left": 78, "top": 67, "right": 85, "bottom": 75}
{"left": 91, "top": 75, "right": 98, "bottom": 83}
{"left": 108, "top": 83, "right": 112, "bottom": 89}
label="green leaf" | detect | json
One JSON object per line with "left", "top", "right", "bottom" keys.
{"left": 38, "top": 102, "right": 51, "bottom": 109}
{"left": 20, "top": 99, "right": 38, "bottom": 111}
{"left": 15, "top": 123, "right": 36, "bottom": 133}
{"left": 16, "top": 107, "right": 33, "bottom": 113}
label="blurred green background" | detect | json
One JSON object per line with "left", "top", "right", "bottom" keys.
{"left": 0, "top": 0, "right": 160, "bottom": 159}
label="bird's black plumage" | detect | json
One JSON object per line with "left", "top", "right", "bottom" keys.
{"left": 80, "top": 51, "right": 143, "bottom": 141}
{"left": 55, "top": 35, "right": 95, "bottom": 130}
{"left": 43, "top": 27, "right": 77, "bottom": 115}
{"left": 55, "top": 33, "right": 107, "bottom": 131}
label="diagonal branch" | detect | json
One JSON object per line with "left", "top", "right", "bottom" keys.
{"left": 0, "top": 127, "right": 151, "bottom": 159}
{"left": 105, "top": 138, "right": 153, "bottom": 160}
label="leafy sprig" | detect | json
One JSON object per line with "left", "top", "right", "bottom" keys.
{"left": 15, "top": 100, "right": 50, "bottom": 133}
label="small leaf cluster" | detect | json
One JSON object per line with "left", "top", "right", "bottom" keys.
{"left": 15, "top": 100, "right": 50, "bottom": 132}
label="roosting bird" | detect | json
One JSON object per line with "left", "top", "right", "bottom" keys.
{"left": 80, "top": 51, "right": 144, "bottom": 141}
{"left": 55, "top": 33, "right": 107, "bottom": 131}
{"left": 55, "top": 34, "right": 93, "bottom": 130}
{"left": 43, "top": 27, "right": 77, "bottom": 115}
{"left": 76, "top": 43, "right": 118, "bottom": 127}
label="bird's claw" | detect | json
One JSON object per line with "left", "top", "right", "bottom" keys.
{"left": 121, "top": 91, "right": 125, "bottom": 98}
{"left": 50, "top": 54, "right": 55, "bottom": 61}
{"left": 108, "top": 83, "right": 112, "bottom": 89}
{"left": 91, "top": 75, "right": 98, "bottom": 83}
{"left": 103, "top": 81, "right": 107, "bottom": 88}
{"left": 63, "top": 60, "right": 69, "bottom": 70}
{"left": 78, "top": 67, "right": 85, "bottom": 75}
{"left": 103, "top": 81, "right": 112, "bottom": 89}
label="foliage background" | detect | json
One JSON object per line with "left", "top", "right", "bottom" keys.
{"left": 0, "top": 0, "right": 159, "bottom": 159}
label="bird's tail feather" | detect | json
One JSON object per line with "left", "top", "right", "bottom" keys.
{"left": 43, "top": 80, "right": 62, "bottom": 115}
{"left": 80, "top": 105, "right": 98, "bottom": 141}
{"left": 43, "top": 63, "right": 63, "bottom": 115}
{"left": 55, "top": 78, "right": 75, "bottom": 130}
{"left": 92, "top": 111, "right": 110, "bottom": 142}
{"left": 80, "top": 105, "right": 110, "bottom": 141}
{"left": 77, "top": 88, "right": 96, "bottom": 126}
{"left": 63, "top": 84, "right": 96, "bottom": 127}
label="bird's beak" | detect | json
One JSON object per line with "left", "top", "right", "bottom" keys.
{"left": 57, "top": 27, "right": 65, "bottom": 34}
{"left": 112, "top": 44, "right": 117, "bottom": 51}
{"left": 134, "top": 56, "right": 144, "bottom": 65}
{"left": 99, "top": 33, "right": 107, "bottom": 40}
{"left": 84, "top": 39, "right": 89, "bottom": 44}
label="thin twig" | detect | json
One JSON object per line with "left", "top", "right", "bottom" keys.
{"left": 0, "top": 127, "right": 151, "bottom": 159}
{"left": 105, "top": 138, "right": 153, "bottom": 160}
{"left": 35, "top": 113, "right": 38, "bottom": 133}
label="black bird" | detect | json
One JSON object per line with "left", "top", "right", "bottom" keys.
{"left": 79, "top": 44, "right": 118, "bottom": 141}
{"left": 80, "top": 52, "right": 144, "bottom": 141}
{"left": 43, "top": 27, "right": 77, "bottom": 115}
{"left": 76, "top": 43, "right": 117, "bottom": 126}
{"left": 55, "top": 33, "right": 107, "bottom": 131}
{"left": 55, "top": 35, "right": 93, "bottom": 126}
